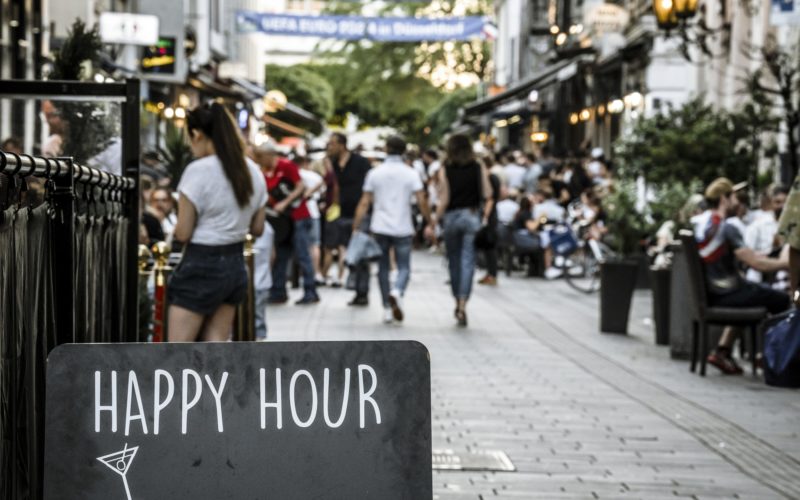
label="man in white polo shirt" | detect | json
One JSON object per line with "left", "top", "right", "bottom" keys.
{"left": 353, "top": 136, "right": 434, "bottom": 323}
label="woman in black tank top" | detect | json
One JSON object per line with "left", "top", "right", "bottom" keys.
{"left": 434, "top": 134, "right": 494, "bottom": 327}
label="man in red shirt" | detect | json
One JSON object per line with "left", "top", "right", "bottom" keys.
{"left": 253, "top": 143, "right": 319, "bottom": 305}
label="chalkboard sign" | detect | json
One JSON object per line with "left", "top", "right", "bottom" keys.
{"left": 44, "top": 341, "right": 432, "bottom": 499}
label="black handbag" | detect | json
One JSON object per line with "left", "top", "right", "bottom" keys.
{"left": 265, "top": 207, "right": 294, "bottom": 246}
{"left": 475, "top": 224, "right": 497, "bottom": 250}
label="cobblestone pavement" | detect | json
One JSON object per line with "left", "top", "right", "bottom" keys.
{"left": 267, "top": 252, "right": 800, "bottom": 499}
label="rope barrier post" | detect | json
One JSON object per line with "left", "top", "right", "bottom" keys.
{"left": 51, "top": 157, "right": 75, "bottom": 347}
{"left": 150, "top": 241, "right": 172, "bottom": 343}
{"left": 234, "top": 234, "right": 256, "bottom": 341}
{"left": 138, "top": 245, "right": 153, "bottom": 342}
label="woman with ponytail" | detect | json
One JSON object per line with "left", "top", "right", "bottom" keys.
{"left": 168, "top": 101, "right": 268, "bottom": 341}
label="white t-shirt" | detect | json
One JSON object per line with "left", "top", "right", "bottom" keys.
{"left": 363, "top": 156, "right": 424, "bottom": 237}
{"left": 178, "top": 155, "right": 268, "bottom": 245}
{"left": 299, "top": 169, "right": 323, "bottom": 219}
{"left": 496, "top": 199, "right": 520, "bottom": 225}
{"left": 533, "top": 199, "right": 566, "bottom": 223}
{"left": 504, "top": 163, "right": 527, "bottom": 191}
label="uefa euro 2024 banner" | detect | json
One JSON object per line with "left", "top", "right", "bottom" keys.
{"left": 236, "top": 10, "right": 492, "bottom": 42}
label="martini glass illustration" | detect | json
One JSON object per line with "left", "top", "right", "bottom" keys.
{"left": 97, "top": 443, "right": 138, "bottom": 500}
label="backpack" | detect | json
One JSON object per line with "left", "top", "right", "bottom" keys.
{"left": 763, "top": 310, "right": 800, "bottom": 388}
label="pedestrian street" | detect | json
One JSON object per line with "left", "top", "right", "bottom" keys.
{"left": 269, "top": 252, "right": 800, "bottom": 499}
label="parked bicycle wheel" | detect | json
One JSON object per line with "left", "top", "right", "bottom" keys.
{"left": 562, "top": 239, "right": 613, "bottom": 294}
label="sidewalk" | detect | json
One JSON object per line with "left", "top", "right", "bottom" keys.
{"left": 267, "top": 252, "right": 800, "bottom": 499}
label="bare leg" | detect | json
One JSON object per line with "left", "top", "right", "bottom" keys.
{"left": 168, "top": 305, "right": 205, "bottom": 342}
{"left": 311, "top": 244, "right": 322, "bottom": 277}
{"left": 336, "top": 246, "right": 347, "bottom": 281}
{"left": 322, "top": 247, "right": 334, "bottom": 278}
{"left": 718, "top": 326, "right": 739, "bottom": 350}
{"left": 201, "top": 304, "right": 237, "bottom": 342}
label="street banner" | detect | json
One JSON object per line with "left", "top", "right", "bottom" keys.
{"left": 44, "top": 342, "right": 432, "bottom": 499}
{"left": 771, "top": 0, "right": 800, "bottom": 25}
{"left": 236, "top": 10, "right": 491, "bottom": 41}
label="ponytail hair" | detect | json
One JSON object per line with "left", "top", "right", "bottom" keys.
{"left": 186, "top": 101, "right": 253, "bottom": 208}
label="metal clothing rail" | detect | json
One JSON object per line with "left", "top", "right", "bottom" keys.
{"left": 0, "top": 151, "right": 136, "bottom": 191}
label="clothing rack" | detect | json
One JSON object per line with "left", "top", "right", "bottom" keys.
{"left": 0, "top": 151, "right": 135, "bottom": 191}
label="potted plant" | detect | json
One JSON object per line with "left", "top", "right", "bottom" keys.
{"left": 599, "top": 181, "right": 647, "bottom": 334}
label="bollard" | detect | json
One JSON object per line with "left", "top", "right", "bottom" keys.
{"left": 151, "top": 241, "right": 172, "bottom": 342}
{"left": 234, "top": 234, "right": 256, "bottom": 341}
{"left": 138, "top": 245, "right": 153, "bottom": 342}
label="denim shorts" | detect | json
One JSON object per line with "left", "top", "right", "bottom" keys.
{"left": 309, "top": 218, "right": 321, "bottom": 246}
{"left": 168, "top": 242, "right": 247, "bottom": 315}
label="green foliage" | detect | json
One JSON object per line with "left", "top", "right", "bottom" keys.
{"left": 603, "top": 182, "right": 649, "bottom": 256}
{"left": 648, "top": 180, "right": 703, "bottom": 233}
{"left": 300, "top": 62, "right": 443, "bottom": 144}
{"left": 614, "top": 97, "right": 753, "bottom": 187}
{"left": 49, "top": 19, "right": 102, "bottom": 81}
{"left": 50, "top": 19, "right": 116, "bottom": 165}
{"left": 424, "top": 86, "right": 478, "bottom": 145}
{"left": 264, "top": 64, "right": 334, "bottom": 122}
{"left": 158, "top": 124, "right": 192, "bottom": 189}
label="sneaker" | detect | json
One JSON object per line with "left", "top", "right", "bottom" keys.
{"left": 348, "top": 295, "right": 369, "bottom": 307}
{"left": 330, "top": 278, "right": 342, "bottom": 289}
{"left": 383, "top": 308, "right": 394, "bottom": 324}
{"left": 389, "top": 290, "right": 404, "bottom": 322}
{"left": 707, "top": 352, "right": 744, "bottom": 375}
{"left": 267, "top": 296, "right": 288, "bottom": 305}
{"left": 315, "top": 274, "right": 327, "bottom": 286}
{"left": 478, "top": 275, "right": 497, "bottom": 286}
{"left": 295, "top": 295, "right": 320, "bottom": 305}
{"left": 544, "top": 267, "right": 563, "bottom": 280}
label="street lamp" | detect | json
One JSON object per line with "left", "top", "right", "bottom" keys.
{"left": 653, "top": 0, "right": 679, "bottom": 31}
{"left": 673, "top": 0, "right": 699, "bottom": 18}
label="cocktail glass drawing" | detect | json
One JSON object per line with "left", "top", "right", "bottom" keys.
{"left": 97, "top": 443, "right": 138, "bottom": 500}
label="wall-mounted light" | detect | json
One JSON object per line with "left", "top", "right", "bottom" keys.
{"left": 164, "top": 107, "right": 175, "bottom": 119}
{"left": 579, "top": 109, "right": 591, "bottom": 121}
{"left": 494, "top": 119, "right": 508, "bottom": 128}
{"left": 508, "top": 115, "right": 522, "bottom": 125}
{"left": 555, "top": 33, "right": 568, "bottom": 46}
{"left": 607, "top": 99, "right": 625, "bottom": 114}
{"left": 597, "top": 104, "right": 606, "bottom": 117}
{"left": 569, "top": 113, "right": 579, "bottom": 125}
{"left": 528, "top": 90, "right": 539, "bottom": 103}
{"left": 549, "top": 25, "right": 560, "bottom": 34}
{"left": 174, "top": 107, "right": 186, "bottom": 119}
{"left": 624, "top": 92, "right": 644, "bottom": 108}
{"left": 530, "top": 132, "right": 549, "bottom": 143}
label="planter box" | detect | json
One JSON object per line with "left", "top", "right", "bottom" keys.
{"left": 600, "top": 260, "right": 639, "bottom": 334}
{"left": 650, "top": 267, "right": 671, "bottom": 345}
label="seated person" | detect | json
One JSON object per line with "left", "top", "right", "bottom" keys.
{"left": 693, "top": 178, "right": 790, "bottom": 374}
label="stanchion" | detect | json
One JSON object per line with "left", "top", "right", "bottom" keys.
{"left": 151, "top": 241, "right": 172, "bottom": 342}
{"left": 138, "top": 245, "right": 153, "bottom": 342}
{"left": 234, "top": 234, "right": 256, "bottom": 341}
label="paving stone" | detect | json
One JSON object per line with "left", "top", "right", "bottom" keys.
{"left": 268, "top": 253, "right": 799, "bottom": 498}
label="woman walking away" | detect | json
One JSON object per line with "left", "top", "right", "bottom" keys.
{"left": 168, "top": 102, "right": 268, "bottom": 342}
{"left": 435, "top": 134, "right": 494, "bottom": 327}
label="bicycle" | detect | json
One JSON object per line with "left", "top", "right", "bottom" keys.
{"left": 551, "top": 219, "right": 617, "bottom": 294}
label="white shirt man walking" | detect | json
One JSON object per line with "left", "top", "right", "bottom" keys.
{"left": 353, "top": 136, "right": 434, "bottom": 323}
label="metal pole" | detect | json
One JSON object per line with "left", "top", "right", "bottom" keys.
{"left": 234, "top": 234, "right": 256, "bottom": 341}
{"left": 123, "top": 79, "right": 141, "bottom": 342}
{"left": 151, "top": 241, "right": 172, "bottom": 342}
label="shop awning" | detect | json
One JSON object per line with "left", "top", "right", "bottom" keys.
{"left": 463, "top": 57, "right": 586, "bottom": 117}
{"left": 263, "top": 114, "right": 307, "bottom": 136}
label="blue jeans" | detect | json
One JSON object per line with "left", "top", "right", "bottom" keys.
{"left": 374, "top": 234, "right": 413, "bottom": 307}
{"left": 270, "top": 218, "right": 318, "bottom": 300}
{"left": 255, "top": 289, "right": 269, "bottom": 339}
{"left": 443, "top": 209, "right": 481, "bottom": 300}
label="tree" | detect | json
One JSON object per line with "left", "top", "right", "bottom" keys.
{"left": 424, "top": 86, "right": 478, "bottom": 145}
{"left": 264, "top": 64, "right": 335, "bottom": 123}
{"left": 745, "top": 39, "right": 800, "bottom": 181}
{"left": 614, "top": 97, "right": 753, "bottom": 187}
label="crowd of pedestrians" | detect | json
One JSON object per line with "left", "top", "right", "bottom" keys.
{"left": 125, "top": 101, "right": 800, "bottom": 380}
